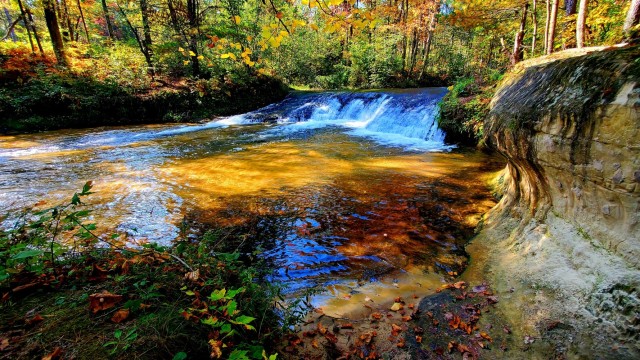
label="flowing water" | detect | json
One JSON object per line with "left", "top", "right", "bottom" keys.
{"left": 0, "top": 88, "right": 503, "bottom": 314}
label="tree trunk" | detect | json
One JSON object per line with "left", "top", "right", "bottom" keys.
{"left": 4, "top": 8, "right": 17, "bottom": 41}
{"left": 16, "top": 0, "right": 35, "bottom": 52}
{"left": 546, "top": 0, "right": 559, "bottom": 54}
{"left": 418, "top": 11, "right": 437, "bottom": 80}
{"left": 43, "top": 0, "right": 67, "bottom": 65}
{"left": 513, "top": 2, "right": 529, "bottom": 65}
{"left": 565, "top": 0, "right": 577, "bottom": 15}
{"left": 544, "top": 0, "right": 550, "bottom": 52}
{"left": 60, "top": 0, "right": 74, "bottom": 42}
{"left": 76, "top": 0, "right": 90, "bottom": 43}
{"left": 100, "top": 0, "right": 115, "bottom": 40}
{"left": 139, "top": 0, "right": 155, "bottom": 76}
{"left": 576, "top": 0, "right": 588, "bottom": 47}
{"left": 531, "top": 0, "right": 538, "bottom": 55}
{"left": 624, "top": 0, "right": 640, "bottom": 37}
{"left": 187, "top": 0, "right": 200, "bottom": 77}
{"left": 26, "top": 8, "right": 44, "bottom": 53}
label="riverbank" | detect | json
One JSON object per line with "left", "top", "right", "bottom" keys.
{"left": 0, "top": 62, "right": 289, "bottom": 134}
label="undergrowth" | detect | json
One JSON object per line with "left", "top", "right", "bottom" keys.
{"left": 0, "top": 183, "right": 302, "bottom": 359}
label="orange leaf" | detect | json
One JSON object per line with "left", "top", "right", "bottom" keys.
{"left": 401, "top": 315, "right": 412, "bottom": 322}
{"left": 0, "top": 338, "right": 9, "bottom": 351}
{"left": 209, "top": 340, "right": 223, "bottom": 359}
{"left": 371, "top": 312, "right": 383, "bottom": 320}
{"left": 111, "top": 308, "right": 130, "bottom": 323}
{"left": 26, "top": 313, "right": 44, "bottom": 326}
{"left": 480, "top": 332, "right": 492, "bottom": 342}
{"left": 276, "top": 12, "right": 283, "bottom": 19}
{"left": 89, "top": 291, "right": 123, "bottom": 314}
{"left": 341, "top": 323, "right": 354, "bottom": 329}
{"left": 312, "top": 339, "right": 319, "bottom": 348}
{"left": 42, "top": 347, "right": 62, "bottom": 360}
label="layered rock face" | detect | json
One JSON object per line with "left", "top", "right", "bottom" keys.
{"left": 477, "top": 46, "right": 640, "bottom": 358}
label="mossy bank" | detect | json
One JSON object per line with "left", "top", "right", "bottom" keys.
{"left": 0, "top": 73, "right": 289, "bottom": 134}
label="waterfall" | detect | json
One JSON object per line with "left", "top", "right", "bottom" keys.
{"left": 220, "top": 87, "right": 452, "bottom": 151}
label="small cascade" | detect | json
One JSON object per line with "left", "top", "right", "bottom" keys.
{"left": 224, "top": 87, "right": 451, "bottom": 151}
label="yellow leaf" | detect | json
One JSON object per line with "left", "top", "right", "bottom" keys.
{"left": 197, "top": 55, "right": 204, "bottom": 60}
{"left": 178, "top": 47, "right": 185, "bottom": 52}
{"left": 246, "top": 35, "right": 253, "bottom": 42}
{"left": 189, "top": 50, "right": 196, "bottom": 56}
{"left": 183, "top": 60, "right": 190, "bottom": 65}
{"left": 310, "top": 23, "right": 319, "bottom": 31}
{"left": 279, "top": 30, "right": 289, "bottom": 37}
{"left": 233, "top": 15, "right": 241, "bottom": 24}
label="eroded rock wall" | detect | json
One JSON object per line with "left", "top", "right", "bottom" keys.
{"left": 475, "top": 45, "right": 640, "bottom": 358}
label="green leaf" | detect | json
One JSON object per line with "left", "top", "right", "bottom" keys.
{"left": 185, "top": 290, "right": 195, "bottom": 296}
{"left": 71, "top": 193, "right": 81, "bottom": 205}
{"left": 229, "top": 350, "right": 250, "bottom": 360}
{"left": 208, "top": 288, "right": 227, "bottom": 301}
{"left": 221, "top": 323, "right": 232, "bottom": 334}
{"left": 225, "top": 300, "right": 237, "bottom": 316}
{"left": 201, "top": 317, "right": 220, "bottom": 327}
{"left": 233, "top": 315, "right": 255, "bottom": 325}
{"left": 11, "top": 250, "right": 44, "bottom": 260}
{"left": 172, "top": 352, "right": 188, "bottom": 360}
{"left": 226, "top": 287, "right": 245, "bottom": 298}
{"left": 114, "top": 329, "right": 123, "bottom": 339}
{"left": 82, "top": 181, "right": 93, "bottom": 194}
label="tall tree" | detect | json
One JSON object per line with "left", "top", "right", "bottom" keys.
{"left": 101, "top": 0, "right": 116, "bottom": 40}
{"left": 512, "top": 2, "right": 529, "bottom": 64}
{"left": 565, "top": 0, "right": 577, "bottom": 15}
{"left": 42, "top": 0, "right": 67, "bottom": 65}
{"left": 3, "top": 8, "right": 17, "bottom": 41}
{"left": 16, "top": 0, "right": 35, "bottom": 52}
{"left": 60, "top": 0, "right": 75, "bottom": 42}
{"left": 546, "top": 0, "right": 559, "bottom": 54}
{"left": 576, "top": 0, "right": 588, "bottom": 47}
{"left": 624, "top": 0, "right": 640, "bottom": 38}
{"left": 76, "top": 0, "right": 90, "bottom": 43}
{"left": 531, "top": 0, "right": 538, "bottom": 55}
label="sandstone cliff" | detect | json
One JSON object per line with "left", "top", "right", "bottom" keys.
{"left": 468, "top": 45, "right": 640, "bottom": 358}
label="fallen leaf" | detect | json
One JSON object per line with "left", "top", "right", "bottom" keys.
{"left": 289, "top": 336, "right": 302, "bottom": 346}
{"left": 311, "top": 339, "right": 319, "bottom": 348}
{"left": 111, "top": 308, "right": 130, "bottom": 323}
{"left": 401, "top": 316, "right": 411, "bottom": 322}
{"left": 413, "top": 326, "right": 424, "bottom": 335}
{"left": 453, "top": 281, "right": 466, "bottom": 289}
{"left": 341, "top": 323, "right": 354, "bottom": 329}
{"left": 324, "top": 331, "right": 338, "bottom": 343}
{"left": 42, "top": 347, "right": 62, "bottom": 360}
{"left": 358, "top": 331, "right": 376, "bottom": 345}
{"left": 456, "top": 343, "right": 471, "bottom": 354}
{"left": 303, "top": 330, "right": 317, "bottom": 337}
{"left": 480, "top": 332, "right": 492, "bottom": 342}
{"left": 408, "top": 303, "right": 415, "bottom": 310}
{"left": 184, "top": 269, "right": 200, "bottom": 282}
{"left": 89, "top": 291, "right": 123, "bottom": 314}
{"left": 390, "top": 303, "right": 403, "bottom": 312}
{"left": 416, "top": 335, "right": 423, "bottom": 343}
{"left": 317, "top": 322, "right": 327, "bottom": 334}
{"left": 26, "top": 314, "right": 44, "bottom": 326}
{"left": 448, "top": 341, "right": 456, "bottom": 353}
{"left": 0, "top": 338, "right": 9, "bottom": 351}
{"left": 391, "top": 323, "right": 403, "bottom": 336}
{"left": 371, "top": 312, "right": 383, "bottom": 320}
{"left": 396, "top": 338, "right": 405, "bottom": 348}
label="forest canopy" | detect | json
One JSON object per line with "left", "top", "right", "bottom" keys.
{"left": 1, "top": 0, "right": 638, "bottom": 89}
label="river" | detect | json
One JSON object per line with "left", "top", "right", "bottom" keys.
{"left": 0, "top": 88, "right": 503, "bottom": 314}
